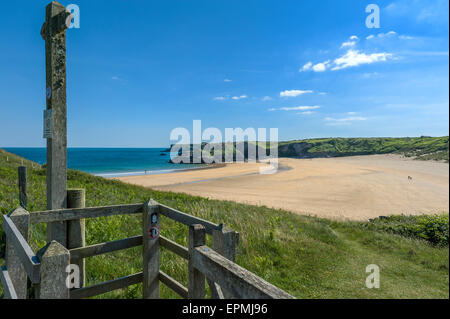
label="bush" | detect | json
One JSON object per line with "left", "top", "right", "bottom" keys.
{"left": 364, "top": 214, "right": 449, "bottom": 246}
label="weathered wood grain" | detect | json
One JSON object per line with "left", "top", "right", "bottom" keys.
{"left": 3, "top": 213, "right": 40, "bottom": 284}
{"left": 69, "top": 235, "right": 143, "bottom": 260}
{"left": 30, "top": 203, "right": 143, "bottom": 224}
{"left": 35, "top": 241, "right": 70, "bottom": 299}
{"left": 5, "top": 207, "right": 30, "bottom": 298}
{"left": 192, "top": 245, "right": 295, "bottom": 299}
{"left": 143, "top": 200, "right": 160, "bottom": 299}
{"left": 159, "top": 271, "right": 188, "bottom": 299}
{"left": 209, "top": 226, "right": 239, "bottom": 299}
{"left": 0, "top": 266, "right": 18, "bottom": 299}
{"left": 42, "top": 1, "right": 69, "bottom": 246}
{"left": 67, "top": 188, "right": 86, "bottom": 287}
{"left": 188, "top": 224, "right": 206, "bottom": 299}
{"left": 70, "top": 272, "right": 143, "bottom": 299}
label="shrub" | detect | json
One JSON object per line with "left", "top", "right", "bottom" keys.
{"left": 364, "top": 214, "right": 449, "bottom": 246}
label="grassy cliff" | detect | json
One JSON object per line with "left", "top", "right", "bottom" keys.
{"left": 0, "top": 149, "right": 448, "bottom": 299}
{"left": 169, "top": 136, "right": 449, "bottom": 163}
{"left": 278, "top": 136, "right": 449, "bottom": 161}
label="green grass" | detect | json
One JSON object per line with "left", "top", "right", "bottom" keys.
{"left": 277, "top": 136, "right": 449, "bottom": 162}
{"left": 0, "top": 150, "right": 448, "bottom": 299}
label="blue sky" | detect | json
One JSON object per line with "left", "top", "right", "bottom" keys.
{"left": 0, "top": 0, "right": 448, "bottom": 147}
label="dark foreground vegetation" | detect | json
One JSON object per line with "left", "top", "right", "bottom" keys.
{"left": 0, "top": 148, "right": 448, "bottom": 298}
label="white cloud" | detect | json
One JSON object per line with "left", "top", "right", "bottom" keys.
{"left": 298, "top": 111, "right": 315, "bottom": 115}
{"left": 312, "top": 61, "right": 330, "bottom": 72}
{"left": 324, "top": 116, "right": 367, "bottom": 125}
{"left": 341, "top": 41, "right": 356, "bottom": 48}
{"left": 347, "top": 112, "right": 357, "bottom": 115}
{"left": 300, "top": 35, "right": 393, "bottom": 73}
{"left": 262, "top": 96, "right": 272, "bottom": 101}
{"left": 269, "top": 105, "right": 320, "bottom": 111}
{"left": 318, "top": 92, "right": 327, "bottom": 96}
{"left": 332, "top": 50, "right": 392, "bottom": 71}
{"left": 231, "top": 95, "right": 248, "bottom": 100}
{"left": 224, "top": 78, "right": 232, "bottom": 82}
{"left": 213, "top": 96, "right": 227, "bottom": 101}
{"left": 300, "top": 62, "right": 313, "bottom": 72}
{"left": 280, "top": 90, "right": 313, "bottom": 97}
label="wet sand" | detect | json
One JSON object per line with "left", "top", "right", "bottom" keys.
{"left": 113, "top": 155, "right": 449, "bottom": 221}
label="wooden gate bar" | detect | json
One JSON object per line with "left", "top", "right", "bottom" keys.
{"left": 192, "top": 245, "right": 295, "bottom": 299}
{"left": 2, "top": 214, "right": 40, "bottom": 284}
{"left": 29, "top": 203, "right": 144, "bottom": 224}
{"left": 160, "top": 236, "right": 189, "bottom": 260}
{"left": 70, "top": 272, "right": 143, "bottom": 299}
{"left": 0, "top": 266, "right": 18, "bottom": 299}
{"left": 159, "top": 204, "right": 221, "bottom": 235}
{"left": 159, "top": 271, "right": 188, "bottom": 299}
{"left": 69, "top": 235, "right": 143, "bottom": 260}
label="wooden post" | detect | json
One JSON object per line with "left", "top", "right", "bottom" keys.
{"left": 143, "top": 199, "right": 160, "bottom": 299}
{"left": 208, "top": 225, "right": 239, "bottom": 299}
{"left": 188, "top": 224, "right": 206, "bottom": 299}
{"left": 35, "top": 240, "right": 70, "bottom": 299}
{"left": 5, "top": 207, "right": 30, "bottom": 299}
{"left": 18, "top": 166, "right": 27, "bottom": 210}
{"left": 41, "top": 1, "right": 71, "bottom": 246}
{"left": 67, "top": 188, "right": 86, "bottom": 288}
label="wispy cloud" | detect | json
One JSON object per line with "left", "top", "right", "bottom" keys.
{"left": 341, "top": 41, "right": 356, "bottom": 49}
{"left": 213, "top": 96, "right": 227, "bottom": 101}
{"left": 324, "top": 116, "right": 368, "bottom": 125}
{"left": 332, "top": 50, "right": 392, "bottom": 71}
{"left": 224, "top": 78, "right": 232, "bottom": 82}
{"left": 298, "top": 111, "right": 316, "bottom": 115}
{"left": 262, "top": 96, "right": 272, "bottom": 101}
{"left": 301, "top": 34, "right": 393, "bottom": 72}
{"left": 269, "top": 105, "right": 320, "bottom": 111}
{"left": 232, "top": 95, "right": 248, "bottom": 100}
{"left": 300, "top": 61, "right": 330, "bottom": 72}
{"left": 280, "top": 90, "right": 313, "bottom": 97}
{"left": 111, "top": 76, "right": 121, "bottom": 80}
{"left": 340, "top": 35, "right": 359, "bottom": 49}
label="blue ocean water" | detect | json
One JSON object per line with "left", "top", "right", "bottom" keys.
{"left": 3, "top": 148, "right": 201, "bottom": 177}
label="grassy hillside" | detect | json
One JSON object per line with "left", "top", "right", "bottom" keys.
{"left": 0, "top": 151, "right": 448, "bottom": 299}
{"left": 169, "top": 136, "right": 449, "bottom": 163}
{"left": 278, "top": 136, "right": 449, "bottom": 161}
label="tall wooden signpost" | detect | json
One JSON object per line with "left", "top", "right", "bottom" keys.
{"left": 41, "top": 2, "right": 71, "bottom": 245}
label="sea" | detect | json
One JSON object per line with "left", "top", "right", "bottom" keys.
{"left": 3, "top": 148, "right": 202, "bottom": 178}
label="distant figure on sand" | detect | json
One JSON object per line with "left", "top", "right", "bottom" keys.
{"left": 408, "top": 176, "right": 413, "bottom": 180}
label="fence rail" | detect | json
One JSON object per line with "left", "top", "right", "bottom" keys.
{"left": 70, "top": 272, "right": 143, "bottom": 299}
{"left": 1, "top": 199, "right": 294, "bottom": 299}
{"left": 2, "top": 214, "right": 40, "bottom": 283}
{"left": 0, "top": 266, "right": 18, "bottom": 299}
{"left": 29, "top": 203, "right": 144, "bottom": 224}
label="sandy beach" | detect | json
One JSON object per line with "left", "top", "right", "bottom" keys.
{"left": 113, "top": 155, "right": 449, "bottom": 220}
